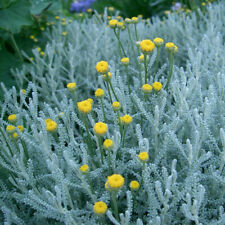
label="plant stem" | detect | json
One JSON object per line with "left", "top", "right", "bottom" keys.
{"left": 165, "top": 52, "right": 174, "bottom": 90}
{"left": 113, "top": 29, "right": 126, "bottom": 57}
{"left": 105, "top": 81, "right": 113, "bottom": 104}
{"left": 108, "top": 80, "right": 119, "bottom": 102}
{"left": 111, "top": 191, "right": 119, "bottom": 221}
{"left": 100, "top": 98, "right": 106, "bottom": 122}
{"left": 153, "top": 47, "right": 160, "bottom": 82}
{"left": 10, "top": 33, "right": 23, "bottom": 62}
{"left": 127, "top": 25, "right": 137, "bottom": 62}
{"left": 97, "top": 136, "right": 104, "bottom": 164}
{"left": 122, "top": 125, "right": 127, "bottom": 148}
{"left": 125, "top": 66, "right": 131, "bottom": 95}
{"left": 83, "top": 115, "right": 93, "bottom": 156}
{"left": 134, "top": 24, "right": 138, "bottom": 41}
{"left": 107, "top": 150, "right": 112, "bottom": 174}
{"left": 144, "top": 54, "right": 148, "bottom": 84}
{"left": 138, "top": 162, "right": 146, "bottom": 192}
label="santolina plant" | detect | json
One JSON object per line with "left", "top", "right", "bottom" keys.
{"left": 0, "top": 1, "right": 225, "bottom": 224}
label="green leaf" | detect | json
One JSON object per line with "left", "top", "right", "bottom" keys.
{"left": 0, "top": 0, "right": 33, "bottom": 33}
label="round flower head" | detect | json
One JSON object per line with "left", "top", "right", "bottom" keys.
{"left": 93, "top": 201, "right": 107, "bottom": 215}
{"left": 96, "top": 61, "right": 109, "bottom": 74}
{"left": 6, "top": 125, "right": 16, "bottom": 134}
{"left": 112, "top": 101, "right": 120, "bottom": 111}
{"left": 117, "top": 22, "right": 124, "bottom": 29}
{"left": 94, "top": 122, "right": 108, "bottom": 136}
{"left": 139, "top": 54, "right": 145, "bottom": 63}
{"left": 108, "top": 6, "right": 114, "bottom": 11}
{"left": 45, "top": 119, "right": 58, "bottom": 132}
{"left": 95, "top": 88, "right": 104, "bottom": 98}
{"left": 140, "top": 40, "right": 155, "bottom": 54}
{"left": 103, "top": 139, "right": 114, "bottom": 150}
{"left": 80, "top": 164, "right": 89, "bottom": 174}
{"left": 77, "top": 100, "right": 92, "bottom": 114}
{"left": 121, "top": 114, "right": 132, "bottom": 125}
{"left": 8, "top": 114, "right": 17, "bottom": 123}
{"left": 153, "top": 37, "right": 164, "bottom": 47}
{"left": 121, "top": 57, "right": 130, "bottom": 66}
{"left": 152, "top": 82, "right": 163, "bottom": 91}
{"left": 142, "top": 84, "right": 152, "bottom": 93}
{"left": 17, "top": 125, "right": 24, "bottom": 132}
{"left": 138, "top": 152, "right": 149, "bottom": 162}
{"left": 62, "top": 32, "right": 67, "bottom": 36}
{"left": 21, "top": 89, "right": 26, "bottom": 94}
{"left": 102, "top": 72, "right": 112, "bottom": 81}
{"left": 165, "top": 42, "right": 175, "bottom": 51}
{"left": 87, "top": 98, "right": 94, "bottom": 105}
{"left": 67, "top": 82, "right": 76, "bottom": 92}
{"left": 130, "top": 180, "right": 140, "bottom": 191}
{"left": 131, "top": 17, "right": 138, "bottom": 23}
{"left": 109, "top": 19, "right": 118, "bottom": 28}
{"left": 12, "top": 132, "right": 18, "bottom": 140}
{"left": 107, "top": 174, "right": 125, "bottom": 190}
{"left": 125, "top": 18, "right": 132, "bottom": 24}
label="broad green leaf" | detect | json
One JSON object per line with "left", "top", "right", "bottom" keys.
{"left": 0, "top": 0, "right": 33, "bottom": 33}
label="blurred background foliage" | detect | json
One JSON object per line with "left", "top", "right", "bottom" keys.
{"left": 0, "top": 0, "right": 216, "bottom": 98}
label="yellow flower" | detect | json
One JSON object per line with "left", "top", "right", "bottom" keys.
{"left": 78, "top": 13, "right": 83, "bottom": 17}
{"left": 87, "top": 98, "right": 94, "bottom": 105}
{"left": 201, "top": 2, "right": 206, "bottom": 6}
{"left": 6, "top": 125, "right": 16, "bottom": 134}
{"left": 103, "top": 139, "right": 114, "bottom": 150}
{"left": 45, "top": 119, "right": 58, "bottom": 132}
{"left": 112, "top": 101, "right": 120, "bottom": 111}
{"left": 93, "top": 201, "right": 107, "bottom": 215}
{"left": 61, "top": 21, "right": 66, "bottom": 26}
{"left": 30, "top": 35, "right": 35, "bottom": 40}
{"left": 165, "top": 42, "right": 178, "bottom": 53}
{"left": 108, "top": 6, "right": 114, "bottom": 11}
{"left": 21, "top": 89, "right": 26, "bottom": 94}
{"left": 77, "top": 100, "right": 92, "bottom": 114}
{"left": 107, "top": 174, "right": 125, "bottom": 190}
{"left": 61, "top": 18, "right": 66, "bottom": 22}
{"left": 29, "top": 57, "right": 34, "bottom": 61}
{"left": 80, "top": 164, "right": 89, "bottom": 174}
{"left": 109, "top": 19, "right": 118, "bottom": 28}
{"left": 116, "top": 16, "right": 122, "bottom": 20}
{"left": 95, "top": 88, "right": 104, "bottom": 98}
{"left": 40, "top": 26, "right": 45, "bottom": 31}
{"left": 94, "top": 122, "right": 108, "bottom": 136}
{"left": 102, "top": 72, "right": 112, "bottom": 81}
{"left": 55, "top": 16, "right": 60, "bottom": 20}
{"left": 62, "top": 32, "right": 67, "bottom": 36}
{"left": 96, "top": 61, "right": 109, "bottom": 74}
{"left": 67, "top": 82, "right": 76, "bottom": 92}
{"left": 131, "top": 17, "right": 138, "bottom": 23}
{"left": 140, "top": 40, "right": 155, "bottom": 54}
{"left": 164, "top": 10, "right": 171, "bottom": 15}
{"left": 152, "top": 82, "right": 163, "bottom": 91}
{"left": 142, "top": 84, "right": 152, "bottom": 93}
{"left": 12, "top": 132, "right": 19, "bottom": 140}
{"left": 8, "top": 114, "right": 17, "bottom": 123}
{"left": 105, "top": 181, "right": 111, "bottom": 191}
{"left": 121, "top": 57, "right": 130, "bottom": 65}
{"left": 125, "top": 18, "right": 132, "bottom": 24}
{"left": 130, "top": 180, "right": 140, "bottom": 190}
{"left": 139, "top": 54, "right": 145, "bottom": 63}
{"left": 68, "top": 19, "right": 72, "bottom": 23}
{"left": 17, "top": 125, "right": 24, "bottom": 132}
{"left": 37, "top": 47, "right": 41, "bottom": 52}
{"left": 120, "top": 114, "right": 132, "bottom": 125}
{"left": 40, "top": 51, "right": 45, "bottom": 56}
{"left": 117, "top": 22, "right": 124, "bottom": 29}
{"left": 138, "top": 152, "right": 149, "bottom": 162}
{"left": 58, "top": 112, "right": 64, "bottom": 119}
{"left": 153, "top": 37, "right": 164, "bottom": 47}
{"left": 87, "top": 8, "right": 92, "bottom": 13}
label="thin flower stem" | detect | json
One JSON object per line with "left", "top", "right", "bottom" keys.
{"left": 108, "top": 80, "right": 119, "bottom": 101}
{"left": 107, "top": 150, "right": 112, "bottom": 174}
{"left": 144, "top": 54, "right": 148, "bottom": 84}
{"left": 134, "top": 24, "right": 138, "bottom": 41}
{"left": 86, "top": 173, "right": 94, "bottom": 194}
{"left": 105, "top": 80, "right": 113, "bottom": 104}
{"left": 153, "top": 47, "right": 160, "bottom": 82}
{"left": 0, "top": 127, "right": 13, "bottom": 157}
{"left": 122, "top": 125, "right": 127, "bottom": 147}
{"left": 83, "top": 115, "right": 94, "bottom": 156}
{"left": 10, "top": 33, "right": 23, "bottom": 62}
{"left": 125, "top": 66, "right": 131, "bottom": 95}
{"left": 111, "top": 191, "right": 119, "bottom": 221}
{"left": 138, "top": 162, "right": 146, "bottom": 192}
{"left": 127, "top": 25, "right": 137, "bottom": 63}
{"left": 100, "top": 98, "right": 106, "bottom": 122}
{"left": 97, "top": 136, "right": 104, "bottom": 164}
{"left": 113, "top": 29, "right": 126, "bottom": 57}
{"left": 165, "top": 52, "right": 174, "bottom": 90}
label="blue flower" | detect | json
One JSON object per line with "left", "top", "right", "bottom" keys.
{"left": 70, "top": 0, "right": 96, "bottom": 13}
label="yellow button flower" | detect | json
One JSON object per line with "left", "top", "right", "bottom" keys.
{"left": 131, "top": 17, "right": 138, "bottom": 23}
{"left": 77, "top": 100, "right": 92, "bottom": 114}
{"left": 120, "top": 114, "right": 132, "bottom": 125}
{"left": 130, "top": 180, "right": 140, "bottom": 191}
{"left": 6, "top": 125, "right": 16, "bottom": 134}
{"left": 17, "top": 125, "right": 24, "bottom": 132}
{"left": 12, "top": 132, "right": 18, "bottom": 140}
{"left": 112, "top": 101, "right": 120, "bottom": 111}
{"left": 67, "top": 82, "right": 76, "bottom": 92}
{"left": 142, "top": 84, "right": 152, "bottom": 93}
{"left": 109, "top": 19, "right": 118, "bottom": 28}
{"left": 117, "top": 21, "right": 124, "bottom": 29}
{"left": 102, "top": 72, "right": 112, "bottom": 81}
{"left": 93, "top": 201, "right": 107, "bottom": 215}
{"left": 21, "top": 89, "right": 26, "bottom": 94}
{"left": 107, "top": 174, "right": 125, "bottom": 190}
{"left": 140, "top": 40, "right": 155, "bottom": 54}
{"left": 96, "top": 61, "right": 109, "bottom": 74}
{"left": 152, "top": 82, "right": 163, "bottom": 91}
{"left": 94, "top": 122, "right": 108, "bottom": 136}
{"left": 80, "top": 164, "right": 89, "bottom": 174}
{"left": 95, "top": 88, "right": 104, "bottom": 98}
{"left": 138, "top": 152, "right": 149, "bottom": 162}
{"left": 139, "top": 54, "right": 145, "bottom": 63}
{"left": 103, "top": 139, "right": 114, "bottom": 150}
{"left": 108, "top": 6, "right": 114, "bottom": 11}
{"left": 125, "top": 18, "right": 132, "bottom": 24}
{"left": 45, "top": 119, "right": 58, "bottom": 132}
{"left": 87, "top": 98, "right": 94, "bottom": 105}
{"left": 165, "top": 42, "right": 176, "bottom": 52}
{"left": 8, "top": 114, "right": 17, "bottom": 123}
{"left": 62, "top": 32, "right": 67, "bottom": 36}
{"left": 121, "top": 57, "right": 130, "bottom": 65}
{"left": 153, "top": 37, "right": 164, "bottom": 47}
